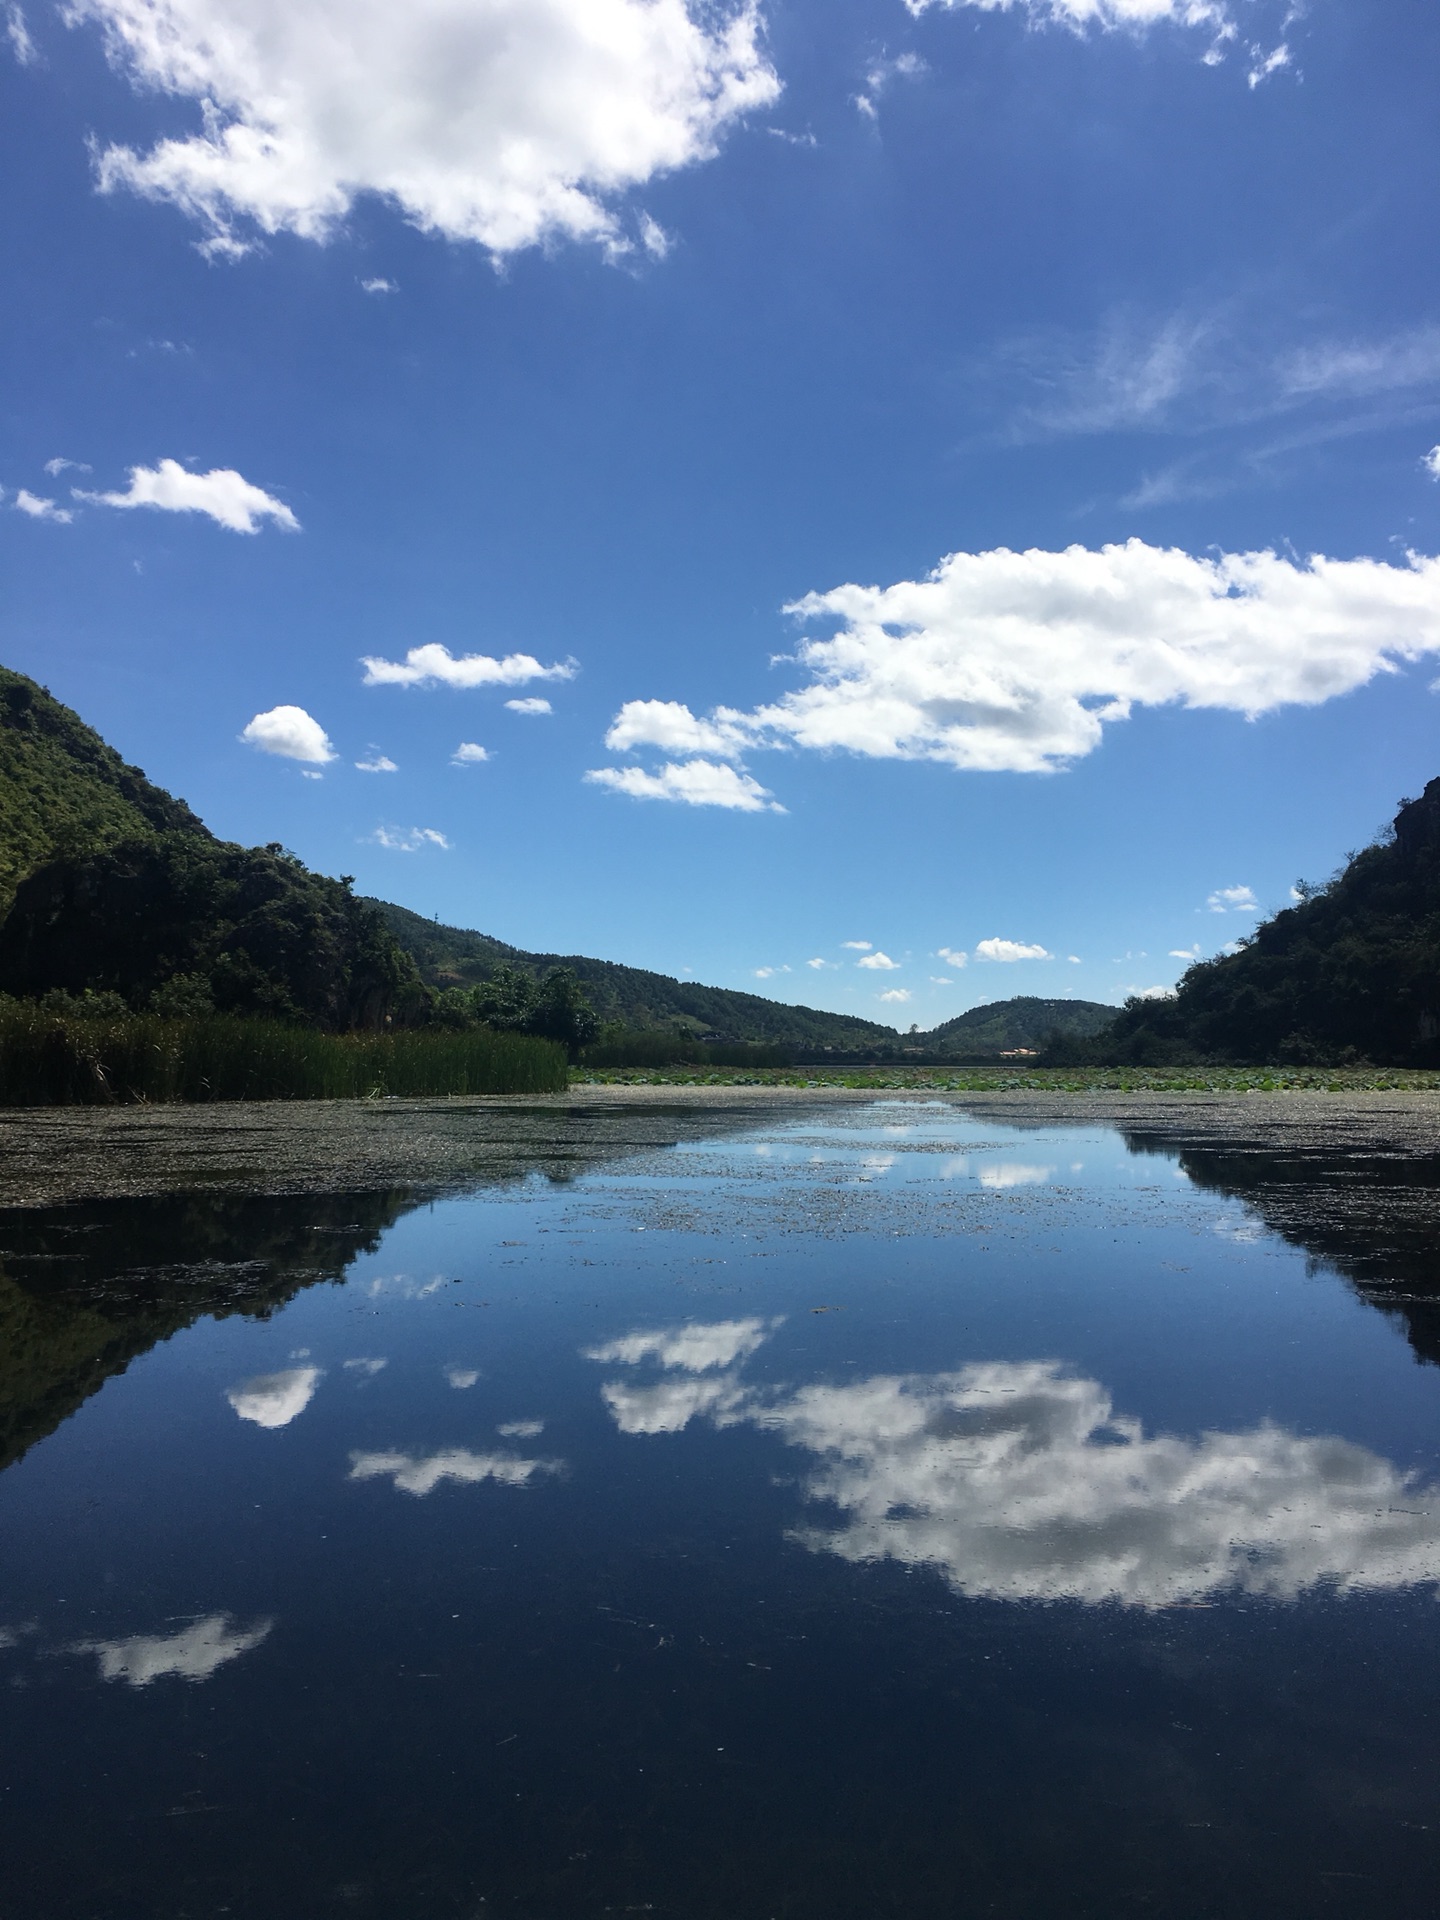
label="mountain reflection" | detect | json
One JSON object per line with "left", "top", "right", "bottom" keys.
{"left": 593, "top": 1331, "right": 1440, "bottom": 1606}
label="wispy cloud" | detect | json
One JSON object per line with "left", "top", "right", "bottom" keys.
{"left": 360, "top": 276, "right": 397, "bottom": 294}
{"left": 5, "top": 4, "right": 35, "bottom": 65}
{"left": 505, "top": 697, "right": 553, "bottom": 715}
{"left": 584, "top": 759, "right": 783, "bottom": 812}
{"left": 368, "top": 825, "right": 449, "bottom": 852}
{"left": 13, "top": 488, "right": 73, "bottom": 523}
{"left": 355, "top": 750, "right": 397, "bottom": 773}
{"left": 363, "top": 644, "right": 574, "bottom": 689}
{"left": 43, "top": 456, "right": 90, "bottom": 476}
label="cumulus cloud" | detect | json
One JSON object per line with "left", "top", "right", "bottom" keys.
{"left": 842, "top": 940, "right": 873, "bottom": 951}
{"left": 604, "top": 697, "right": 753, "bottom": 757}
{"left": 975, "top": 938, "right": 1050, "bottom": 962}
{"left": 69, "top": 0, "right": 779, "bottom": 260}
{"left": 240, "top": 705, "right": 336, "bottom": 764}
{"left": 1127, "top": 983, "right": 1178, "bottom": 999}
{"left": 856, "top": 950, "right": 900, "bottom": 970}
{"left": 754, "top": 964, "right": 791, "bottom": 979}
{"left": 225, "top": 1365, "right": 321, "bottom": 1427}
{"left": 13, "top": 488, "right": 73, "bottom": 523}
{"left": 505, "top": 697, "right": 552, "bottom": 715}
{"left": 360, "top": 276, "right": 396, "bottom": 293}
{"left": 355, "top": 750, "right": 397, "bottom": 772}
{"left": 584, "top": 758, "right": 783, "bottom": 812}
{"left": 806, "top": 957, "right": 836, "bottom": 969}
{"left": 78, "top": 1614, "right": 272, "bottom": 1686}
{"left": 1207, "top": 884, "right": 1258, "bottom": 913}
{"left": 348, "top": 1447, "right": 561, "bottom": 1495}
{"left": 75, "top": 459, "right": 298, "bottom": 532}
{"left": 601, "top": 1372, "right": 748, "bottom": 1435}
{"left": 879, "top": 988, "right": 912, "bottom": 1003}
{"left": 936, "top": 946, "right": 968, "bottom": 968}
{"left": 444, "top": 1366, "right": 480, "bottom": 1389}
{"left": 368, "top": 825, "right": 449, "bottom": 851}
{"left": 603, "top": 542, "right": 1440, "bottom": 779}
{"left": 586, "top": 1317, "right": 780, "bottom": 1372}
{"left": 1426, "top": 447, "right": 1440, "bottom": 480}
{"left": 497, "top": 1418, "right": 544, "bottom": 1438}
{"left": 451, "top": 742, "right": 489, "bottom": 765}
{"left": 362, "top": 644, "right": 573, "bottom": 689}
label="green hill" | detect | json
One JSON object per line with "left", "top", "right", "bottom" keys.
{"left": 0, "top": 666, "right": 205, "bottom": 916}
{"left": 1079, "top": 778, "right": 1440, "bottom": 1067}
{"left": 924, "top": 996, "right": 1119, "bottom": 1058}
{"left": 372, "top": 900, "right": 900, "bottom": 1051}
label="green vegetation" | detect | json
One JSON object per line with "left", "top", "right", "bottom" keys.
{"left": 0, "top": 999, "right": 566, "bottom": 1104}
{"left": 581, "top": 1031, "right": 797, "bottom": 1068}
{"left": 1048, "top": 778, "right": 1440, "bottom": 1067}
{"left": 922, "top": 996, "right": 1117, "bottom": 1057}
{"left": 373, "top": 899, "right": 901, "bottom": 1051}
{"left": 0, "top": 665, "right": 205, "bottom": 919}
{"left": 430, "top": 962, "right": 600, "bottom": 1058}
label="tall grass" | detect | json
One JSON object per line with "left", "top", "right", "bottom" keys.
{"left": 0, "top": 1006, "right": 567, "bottom": 1104}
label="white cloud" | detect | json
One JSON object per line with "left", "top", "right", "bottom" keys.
{"left": 368, "top": 825, "right": 449, "bottom": 851}
{"left": 225, "top": 1365, "right": 321, "bottom": 1427}
{"left": 1126, "top": 983, "right": 1177, "bottom": 999}
{"left": 1067, "top": 954, "right": 1081, "bottom": 963}
{"left": 240, "top": 705, "right": 336, "bottom": 765}
{"left": 1169, "top": 943, "right": 1202, "bottom": 960}
{"left": 805, "top": 957, "right": 834, "bottom": 970}
{"left": 935, "top": 945, "right": 968, "bottom": 968}
{"left": 362, "top": 644, "right": 574, "bottom": 689}
{"left": 451, "top": 742, "right": 489, "bottom": 765}
{"left": 754, "top": 964, "right": 791, "bottom": 979}
{"left": 975, "top": 938, "right": 1050, "bottom": 962}
{"left": 904, "top": 0, "right": 1232, "bottom": 36}
{"left": 854, "top": 48, "right": 926, "bottom": 117}
{"left": 1426, "top": 446, "right": 1440, "bottom": 480}
{"left": 604, "top": 697, "right": 753, "bottom": 757}
{"left": 13, "top": 488, "right": 73, "bottom": 523}
{"left": 1280, "top": 326, "right": 1440, "bottom": 402}
{"left": 348, "top": 1447, "right": 560, "bottom": 1495}
{"left": 584, "top": 758, "right": 783, "bottom": 812}
{"left": 76, "top": 459, "right": 298, "bottom": 532}
{"left": 929, "top": 975, "right": 953, "bottom": 985}
{"left": 585, "top": 1317, "right": 780, "bottom": 1373}
{"left": 6, "top": 4, "right": 35, "bottom": 64}
{"left": 841, "top": 940, "right": 873, "bottom": 951}
{"left": 1246, "top": 39, "right": 1289, "bottom": 86}
{"left": 355, "top": 750, "right": 397, "bottom": 772}
{"left": 70, "top": 0, "right": 779, "bottom": 260}
{"left": 44, "top": 456, "right": 91, "bottom": 476}
{"left": 879, "top": 988, "right": 912, "bottom": 1003}
{"left": 1207, "top": 883, "right": 1257, "bottom": 913}
{"left": 342, "top": 1356, "right": 387, "bottom": 1375}
{"left": 498, "top": 1418, "right": 545, "bottom": 1438}
{"left": 857, "top": 950, "right": 900, "bottom": 970}
{"left": 79, "top": 1614, "right": 272, "bottom": 1686}
{"left": 360, "top": 276, "right": 396, "bottom": 293}
{"left": 444, "top": 1366, "right": 480, "bottom": 1389}
{"left": 505, "top": 696, "right": 553, "bottom": 715}
{"left": 604, "top": 542, "right": 1440, "bottom": 778}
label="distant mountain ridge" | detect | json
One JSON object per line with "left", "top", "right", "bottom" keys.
{"left": 0, "top": 664, "right": 1118, "bottom": 1051}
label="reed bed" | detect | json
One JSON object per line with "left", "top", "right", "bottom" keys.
{"left": 0, "top": 1007, "right": 567, "bottom": 1104}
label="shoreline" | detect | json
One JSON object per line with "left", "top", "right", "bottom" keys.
{"left": 4, "top": 1082, "right": 1440, "bottom": 1209}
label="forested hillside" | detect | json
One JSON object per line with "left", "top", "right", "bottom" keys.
{"left": 1074, "top": 778, "right": 1440, "bottom": 1066}
{"left": 925, "top": 996, "right": 1117, "bottom": 1057}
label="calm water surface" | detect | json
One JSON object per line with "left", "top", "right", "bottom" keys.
{"left": 5, "top": 1101, "right": 1440, "bottom": 1918}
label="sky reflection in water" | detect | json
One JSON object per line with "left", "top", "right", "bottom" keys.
{"left": 5, "top": 1102, "right": 1440, "bottom": 1918}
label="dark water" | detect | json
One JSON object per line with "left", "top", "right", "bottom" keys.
{"left": 6, "top": 1101, "right": 1440, "bottom": 1919}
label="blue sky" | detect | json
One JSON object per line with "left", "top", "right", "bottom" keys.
{"left": 3, "top": 0, "right": 1439, "bottom": 1026}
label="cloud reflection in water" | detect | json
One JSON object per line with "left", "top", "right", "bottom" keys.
{"left": 590, "top": 1329, "right": 1440, "bottom": 1607}
{"left": 226, "top": 1365, "right": 321, "bottom": 1428}
{"left": 78, "top": 1613, "right": 272, "bottom": 1687}
{"left": 349, "top": 1448, "right": 561, "bottom": 1496}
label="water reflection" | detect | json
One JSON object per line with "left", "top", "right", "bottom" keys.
{"left": 585, "top": 1316, "right": 781, "bottom": 1372}
{"left": 225, "top": 1365, "right": 321, "bottom": 1428}
{"left": 76, "top": 1613, "right": 272, "bottom": 1688}
{"left": 348, "top": 1447, "right": 562, "bottom": 1496}
{"left": 593, "top": 1334, "right": 1440, "bottom": 1606}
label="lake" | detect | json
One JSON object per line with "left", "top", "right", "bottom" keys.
{"left": 4, "top": 1092, "right": 1440, "bottom": 1918}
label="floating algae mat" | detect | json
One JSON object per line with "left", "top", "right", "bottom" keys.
{"left": 5, "top": 1096, "right": 1440, "bottom": 1918}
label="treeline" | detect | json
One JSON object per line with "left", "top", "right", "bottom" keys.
{"left": 580, "top": 1030, "right": 797, "bottom": 1069}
